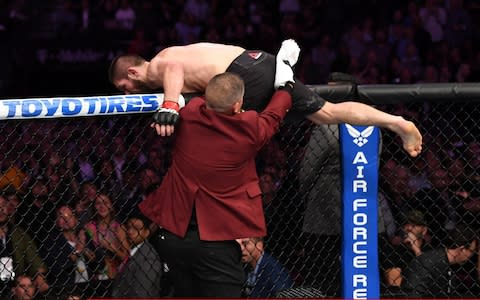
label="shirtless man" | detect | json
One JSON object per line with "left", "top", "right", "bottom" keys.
{"left": 109, "top": 41, "right": 422, "bottom": 157}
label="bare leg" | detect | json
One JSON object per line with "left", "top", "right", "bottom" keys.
{"left": 305, "top": 101, "right": 423, "bottom": 157}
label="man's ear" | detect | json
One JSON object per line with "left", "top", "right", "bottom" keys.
{"left": 127, "top": 67, "right": 139, "bottom": 80}
{"left": 232, "top": 100, "right": 243, "bottom": 114}
{"left": 141, "top": 227, "right": 150, "bottom": 239}
{"left": 232, "top": 102, "right": 239, "bottom": 114}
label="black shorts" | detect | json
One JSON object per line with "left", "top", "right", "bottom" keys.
{"left": 226, "top": 50, "right": 326, "bottom": 122}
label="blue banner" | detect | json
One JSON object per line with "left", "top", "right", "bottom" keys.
{"left": 340, "top": 124, "right": 380, "bottom": 299}
{"left": 0, "top": 94, "right": 186, "bottom": 120}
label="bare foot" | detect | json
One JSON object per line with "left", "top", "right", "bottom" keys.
{"left": 397, "top": 119, "right": 422, "bottom": 157}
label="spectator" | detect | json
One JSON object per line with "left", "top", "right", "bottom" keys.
{"left": 381, "top": 164, "right": 417, "bottom": 227}
{"left": 127, "top": 29, "right": 152, "bottom": 59}
{"left": 174, "top": 12, "right": 202, "bottom": 45}
{"left": 342, "top": 24, "right": 367, "bottom": 59}
{"left": 10, "top": 275, "right": 36, "bottom": 300}
{"left": 111, "top": 214, "right": 163, "bottom": 298}
{"left": 371, "top": 28, "right": 393, "bottom": 72}
{"left": 419, "top": 0, "right": 447, "bottom": 43}
{"left": 78, "top": 0, "right": 96, "bottom": 35}
{"left": 299, "top": 6, "right": 321, "bottom": 48}
{"left": 298, "top": 123, "right": 341, "bottom": 297}
{"left": 152, "top": 27, "right": 172, "bottom": 53}
{"left": 84, "top": 193, "right": 129, "bottom": 297}
{"left": 3, "top": 187, "right": 20, "bottom": 225}
{"left": 388, "top": 9, "right": 405, "bottom": 46}
{"left": 279, "top": 0, "right": 300, "bottom": 15}
{"left": 111, "top": 136, "right": 127, "bottom": 185}
{"left": 402, "top": 224, "right": 478, "bottom": 297}
{"left": 359, "top": 49, "right": 383, "bottom": 84}
{"left": 413, "top": 167, "right": 455, "bottom": 245}
{"left": 445, "top": 0, "right": 472, "bottom": 48}
{"left": 17, "top": 179, "right": 56, "bottom": 245}
{"left": 138, "top": 167, "right": 161, "bottom": 196}
{"left": 126, "top": 143, "right": 148, "bottom": 167}
{"left": 93, "top": 160, "right": 121, "bottom": 202}
{"left": 114, "top": 0, "right": 135, "bottom": 31}
{"left": 404, "top": 0, "right": 420, "bottom": 27}
{"left": 258, "top": 172, "right": 276, "bottom": 206}
{"left": 134, "top": 0, "right": 158, "bottom": 37}
{"left": 0, "top": 195, "right": 48, "bottom": 298}
{"left": 238, "top": 237, "right": 294, "bottom": 297}
{"left": 75, "top": 153, "right": 96, "bottom": 184}
{"left": 115, "top": 163, "right": 142, "bottom": 224}
{"left": 439, "top": 64, "right": 452, "bottom": 82}
{"left": 401, "top": 42, "right": 423, "bottom": 79}
{"left": 420, "top": 65, "right": 439, "bottom": 83}
{"left": 52, "top": 0, "right": 78, "bottom": 39}
{"left": 380, "top": 210, "right": 433, "bottom": 294}
{"left": 310, "top": 34, "right": 336, "bottom": 83}
{"left": 74, "top": 182, "right": 98, "bottom": 229}
{"left": 146, "top": 146, "right": 168, "bottom": 179}
{"left": 183, "top": 0, "right": 209, "bottom": 23}
{"left": 40, "top": 206, "right": 94, "bottom": 298}
{"left": 156, "top": 1, "right": 177, "bottom": 27}
{"left": 99, "top": 0, "right": 117, "bottom": 31}
{"left": 456, "top": 62, "right": 472, "bottom": 82}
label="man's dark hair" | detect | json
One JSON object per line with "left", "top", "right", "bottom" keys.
{"left": 403, "top": 210, "right": 427, "bottom": 226}
{"left": 128, "top": 210, "right": 153, "bottom": 228}
{"left": 108, "top": 54, "right": 145, "bottom": 83}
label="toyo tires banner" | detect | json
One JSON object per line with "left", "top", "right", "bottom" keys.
{"left": 0, "top": 94, "right": 185, "bottom": 119}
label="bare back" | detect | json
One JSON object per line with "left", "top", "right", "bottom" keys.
{"left": 147, "top": 43, "right": 245, "bottom": 93}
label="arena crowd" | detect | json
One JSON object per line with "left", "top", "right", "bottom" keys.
{"left": 1, "top": 0, "right": 480, "bottom": 298}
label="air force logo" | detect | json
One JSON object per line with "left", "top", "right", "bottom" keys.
{"left": 345, "top": 124, "right": 374, "bottom": 147}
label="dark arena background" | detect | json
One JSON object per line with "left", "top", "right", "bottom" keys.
{"left": 2, "top": 0, "right": 480, "bottom": 299}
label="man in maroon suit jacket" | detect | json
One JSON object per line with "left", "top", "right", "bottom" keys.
{"left": 139, "top": 62, "right": 294, "bottom": 296}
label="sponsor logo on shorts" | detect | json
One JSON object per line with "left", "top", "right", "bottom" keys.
{"left": 248, "top": 52, "right": 262, "bottom": 60}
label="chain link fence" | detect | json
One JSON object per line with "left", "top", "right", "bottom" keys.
{"left": 0, "top": 98, "right": 479, "bottom": 298}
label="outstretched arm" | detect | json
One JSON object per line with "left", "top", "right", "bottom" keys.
{"left": 162, "top": 60, "right": 185, "bottom": 105}
{"left": 152, "top": 56, "right": 185, "bottom": 136}
{"left": 307, "top": 101, "right": 422, "bottom": 157}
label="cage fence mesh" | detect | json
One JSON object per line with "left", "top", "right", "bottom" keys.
{"left": 0, "top": 100, "right": 479, "bottom": 298}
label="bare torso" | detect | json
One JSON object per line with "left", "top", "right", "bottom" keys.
{"left": 146, "top": 43, "right": 245, "bottom": 93}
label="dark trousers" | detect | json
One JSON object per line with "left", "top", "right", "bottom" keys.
{"left": 153, "top": 227, "right": 245, "bottom": 297}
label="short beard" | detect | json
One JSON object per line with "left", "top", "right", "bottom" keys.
{"left": 132, "top": 79, "right": 153, "bottom": 93}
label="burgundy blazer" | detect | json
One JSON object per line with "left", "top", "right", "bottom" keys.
{"left": 139, "top": 90, "right": 292, "bottom": 241}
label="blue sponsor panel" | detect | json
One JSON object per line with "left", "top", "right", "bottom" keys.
{"left": 340, "top": 124, "right": 380, "bottom": 300}
{"left": 0, "top": 94, "right": 186, "bottom": 119}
